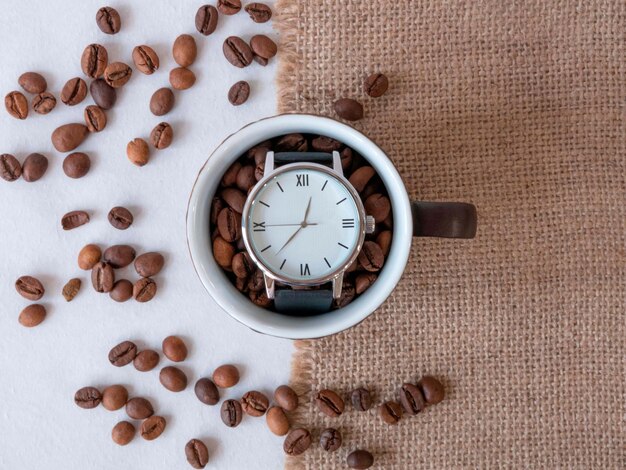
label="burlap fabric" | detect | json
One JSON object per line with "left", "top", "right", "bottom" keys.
{"left": 275, "top": 0, "right": 625, "bottom": 468}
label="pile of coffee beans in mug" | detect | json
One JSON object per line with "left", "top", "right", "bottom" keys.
{"left": 211, "top": 133, "right": 393, "bottom": 311}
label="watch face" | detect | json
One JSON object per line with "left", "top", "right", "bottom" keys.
{"left": 243, "top": 165, "right": 364, "bottom": 284}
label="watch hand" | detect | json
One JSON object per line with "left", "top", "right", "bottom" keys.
{"left": 264, "top": 223, "right": 319, "bottom": 227}
{"left": 276, "top": 225, "right": 303, "bottom": 254}
{"left": 303, "top": 196, "right": 313, "bottom": 225}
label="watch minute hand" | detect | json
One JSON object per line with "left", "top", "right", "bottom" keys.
{"left": 265, "top": 223, "right": 319, "bottom": 227}
{"left": 276, "top": 226, "right": 303, "bottom": 254}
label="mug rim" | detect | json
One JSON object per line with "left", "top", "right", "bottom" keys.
{"left": 186, "top": 113, "right": 413, "bottom": 339}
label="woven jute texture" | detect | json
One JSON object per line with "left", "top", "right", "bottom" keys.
{"left": 275, "top": 1, "right": 625, "bottom": 468}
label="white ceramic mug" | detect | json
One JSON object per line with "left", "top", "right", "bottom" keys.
{"left": 187, "top": 114, "right": 476, "bottom": 339}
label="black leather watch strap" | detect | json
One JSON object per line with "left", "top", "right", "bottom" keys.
{"left": 274, "top": 289, "right": 334, "bottom": 316}
{"left": 273, "top": 152, "right": 333, "bottom": 165}
{"left": 412, "top": 201, "right": 477, "bottom": 239}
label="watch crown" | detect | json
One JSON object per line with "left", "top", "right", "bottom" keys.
{"left": 365, "top": 215, "right": 376, "bottom": 234}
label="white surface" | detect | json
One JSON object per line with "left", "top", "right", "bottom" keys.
{"left": 0, "top": 1, "right": 292, "bottom": 469}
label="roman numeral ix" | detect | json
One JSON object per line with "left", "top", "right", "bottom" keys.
{"left": 253, "top": 222, "right": 266, "bottom": 231}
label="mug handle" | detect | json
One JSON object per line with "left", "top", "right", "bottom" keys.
{"left": 412, "top": 202, "right": 477, "bottom": 238}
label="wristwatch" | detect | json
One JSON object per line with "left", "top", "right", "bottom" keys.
{"left": 241, "top": 151, "right": 376, "bottom": 315}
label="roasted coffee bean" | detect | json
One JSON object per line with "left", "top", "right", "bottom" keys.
{"left": 19, "top": 72, "right": 47, "bottom": 94}
{"left": 62, "top": 278, "right": 82, "bottom": 301}
{"left": 186, "top": 439, "right": 210, "bottom": 469}
{"left": 18, "top": 304, "right": 46, "bottom": 327}
{"left": 81, "top": 44, "right": 108, "bottom": 78}
{"left": 376, "top": 230, "right": 392, "bottom": 256}
{"left": 109, "top": 279, "right": 133, "bottom": 302}
{"left": 133, "top": 349, "right": 160, "bottom": 371}
{"left": 399, "top": 383, "right": 426, "bottom": 415}
{"left": 274, "top": 385, "right": 298, "bottom": 411}
{"left": 250, "top": 35, "right": 277, "bottom": 65}
{"left": 60, "top": 77, "right": 87, "bottom": 106}
{"left": 108, "top": 341, "right": 137, "bottom": 367}
{"left": 96, "top": 6, "right": 121, "bottom": 34}
{"left": 195, "top": 378, "right": 220, "bottom": 405}
{"left": 220, "top": 399, "right": 243, "bottom": 427}
{"left": 21, "top": 153, "right": 48, "bottom": 182}
{"left": 221, "top": 162, "right": 241, "bottom": 186}
{"left": 235, "top": 276, "right": 248, "bottom": 293}
{"left": 245, "top": 3, "right": 272, "bottom": 23}
{"left": 132, "top": 45, "right": 159, "bottom": 75}
{"left": 355, "top": 273, "right": 377, "bottom": 294}
{"left": 150, "top": 87, "right": 175, "bottom": 116}
{"left": 213, "top": 237, "right": 235, "bottom": 268}
{"left": 127, "top": 138, "right": 150, "bottom": 166}
{"left": 417, "top": 376, "right": 445, "bottom": 405}
{"left": 90, "top": 79, "right": 116, "bottom": 109}
{"left": 336, "top": 281, "right": 356, "bottom": 308}
{"left": 74, "top": 386, "right": 102, "bottom": 409}
{"left": 247, "top": 269, "right": 265, "bottom": 292}
{"left": 358, "top": 241, "right": 384, "bottom": 272}
{"left": 108, "top": 206, "right": 133, "bottom": 230}
{"left": 315, "top": 389, "right": 344, "bottom": 417}
{"left": 32, "top": 92, "right": 56, "bottom": 114}
{"left": 169, "top": 67, "right": 196, "bottom": 90}
{"left": 102, "top": 385, "right": 128, "bottom": 411}
{"left": 221, "top": 188, "right": 246, "bottom": 213}
{"left": 103, "top": 245, "right": 136, "bottom": 268}
{"left": 340, "top": 146, "right": 353, "bottom": 170}
{"left": 364, "top": 72, "right": 389, "bottom": 98}
{"left": 379, "top": 400, "right": 403, "bottom": 425}
{"left": 134, "top": 252, "right": 164, "bottom": 277}
{"left": 162, "top": 336, "right": 188, "bottom": 362}
{"left": 266, "top": 406, "right": 290, "bottom": 436}
{"left": 254, "top": 161, "right": 265, "bottom": 181}
{"left": 112, "top": 421, "right": 135, "bottom": 446}
{"left": 334, "top": 98, "right": 364, "bottom": 121}
{"left": 212, "top": 364, "right": 239, "bottom": 388}
{"left": 249, "top": 290, "right": 272, "bottom": 308}
{"left": 134, "top": 277, "right": 157, "bottom": 302}
{"left": 104, "top": 62, "right": 132, "bottom": 88}
{"left": 236, "top": 165, "right": 256, "bottom": 191}
{"left": 51, "top": 123, "right": 89, "bottom": 152}
{"left": 211, "top": 197, "right": 225, "bottom": 226}
{"left": 350, "top": 387, "right": 372, "bottom": 411}
{"left": 15, "top": 276, "right": 45, "bottom": 301}
{"left": 232, "top": 252, "right": 253, "bottom": 279}
{"left": 223, "top": 36, "right": 253, "bottom": 68}
{"left": 150, "top": 122, "right": 173, "bottom": 149}
{"left": 320, "top": 428, "right": 342, "bottom": 452}
{"left": 275, "top": 133, "right": 308, "bottom": 152}
{"left": 195, "top": 5, "right": 219, "bottom": 36}
{"left": 140, "top": 416, "right": 166, "bottom": 441}
{"left": 248, "top": 140, "right": 272, "bottom": 161}
{"left": 241, "top": 390, "right": 269, "bottom": 417}
{"left": 63, "top": 152, "right": 91, "bottom": 178}
{"left": 126, "top": 397, "right": 154, "bottom": 419}
{"left": 218, "top": 0, "right": 241, "bottom": 15}
{"left": 62, "top": 210, "right": 90, "bottom": 230}
{"left": 283, "top": 428, "right": 311, "bottom": 456}
{"left": 347, "top": 450, "right": 374, "bottom": 469}
{"left": 228, "top": 81, "right": 250, "bottom": 106}
{"left": 173, "top": 34, "right": 197, "bottom": 67}
{"left": 311, "top": 136, "right": 342, "bottom": 153}
{"left": 217, "top": 207, "right": 242, "bottom": 242}
{"left": 5, "top": 91, "right": 29, "bottom": 119}
{"left": 84, "top": 105, "right": 107, "bottom": 132}
{"left": 365, "top": 193, "right": 391, "bottom": 222}
{"left": 0, "top": 154, "right": 21, "bottom": 182}
{"left": 92, "top": 261, "right": 114, "bottom": 292}
{"left": 78, "top": 244, "right": 101, "bottom": 270}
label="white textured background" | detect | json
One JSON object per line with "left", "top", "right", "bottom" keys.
{"left": 0, "top": 1, "right": 291, "bottom": 469}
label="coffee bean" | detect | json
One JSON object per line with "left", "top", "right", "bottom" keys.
{"left": 266, "top": 406, "right": 290, "bottom": 436}
{"left": 223, "top": 36, "right": 253, "bottom": 68}
{"left": 133, "top": 349, "right": 160, "bottom": 371}
{"left": 127, "top": 138, "right": 150, "bottom": 166}
{"left": 103, "top": 245, "right": 136, "bottom": 268}
{"left": 399, "top": 383, "right": 426, "bottom": 415}
{"left": 150, "top": 88, "right": 175, "bottom": 116}
{"left": 150, "top": 122, "right": 173, "bottom": 149}
{"left": 235, "top": 276, "right": 248, "bottom": 293}
{"left": 108, "top": 340, "right": 137, "bottom": 367}
{"left": 61, "top": 210, "right": 90, "bottom": 230}
{"left": 221, "top": 162, "right": 241, "bottom": 187}
{"left": 185, "top": 439, "right": 210, "bottom": 469}
{"left": 236, "top": 165, "right": 256, "bottom": 191}
{"left": 213, "top": 237, "right": 235, "bottom": 268}
{"left": 379, "top": 400, "right": 403, "bottom": 425}
{"left": 311, "top": 136, "right": 342, "bottom": 153}
{"left": 62, "top": 278, "right": 82, "bottom": 301}
{"left": 126, "top": 397, "right": 154, "bottom": 419}
{"left": 32, "top": 92, "right": 56, "bottom": 114}
{"left": 81, "top": 44, "right": 108, "bottom": 78}
{"left": 102, "top": 385, "right": 129, "bottom": 411}
{"left": 19, "top": 72, "right": 47, "bottom": 94}
{"left": 78, "top": 244, "right": 101, "bottom": 270}
{"left": 232, "top": 252, "right": 253, "bottom": 279}
{"left": 96, "top": 6, "right": 121, "bottom": 34}
{"left": 249, "top": 290, "right": 272, "bottom": 308}
{"left": 194, "top": 378, "right": 220, "bottom": 405}
{"left": 15, "top": 276, "right": 45, "bottom": 301}
{"left": 63, "top": 152, "right": 91, "bottom": 179}
{"left": 212, "top": 364, "right": 239, "bottom": 388}
{"left": 162, "top": 336, "right": 188, "bottom": 362}
{"left": 250, "top": 35, "right": 277, "bottom": 65}
{"left": 60, "top": 77, "right": 87, "bottom": 106}
{"left": 315, "top": 389, "right": 344, "bottom": 417}
{"left": 51, "top": 123, "right": 89, "bottom": 152}
{"left": 21, "top": 153, "right": 48, "bottom": 182}
{"left": 173, "top": 34, "right": 197, "bottom": 67}
{"left": 355, "top": 273, "right": 377, "bottom": 294}
{"left": 134, "top": 277, "right": 157, "bottom": 302}
{"left": 245, "top": 3, "right": 272, "bottom": 23}
{"left": 241, "top": 390, "right": 269, "bottom": 417}
{"left": 340, "top": 146, "right": 353, "bottom": 170}
{"left": 90, "top": 79, "right": 116, "bottom": 109}
{"left": 417, "top": 376, "right": 445, "bottom": 405}
{"left": 376, "top": 230, "right": 392, "bottom": 256}
{"left": 246, "top": 268, "right": 265, "bottom": 292}
{"left": 350, "top": 387, "right": 372, "bottom": 411}
{"left": 74, "top": 386, "right": 102, "bottom": 409}
{"left": 84, "top": 105, "right": 107, "bottom": 132}
{"left": 109, "top": 279, "right": 132, "bottom": 302}
{"left": 347, "top": 449, "right": 374, "bottom": 469}
{"left": 218, "top": 0, "right": 241, "bottom": 15}
{"left": 134, "top": 252, "right": 164, "bottom": 277}
{"left": 5, "top": 91, "right": 29, "bottom": 119}
{"left": 254, "top": 161, "right": 265, "bottom": 181}
{"left": 335, "top": 280, "right": 355, "bottom": 308}
{"left": 274, "top": 385, "right": 298, "bottom": 411}
{"left": 104, "top": 62, "right": 132, "bottom": 88}
{"left": 18, "top": 304, "right": 46, "bottom": 327}
{"left": 112, "top": 421, "right": 135, "bottom": 446}
{"left": 221, "top": 188, "right": 246, "bottom": 213}
{"left": 247, "top": 140, "right": 272, "bottom": 161}
{"left": 283, "top": 428, "right": 311, "bottom": 456}
{"left": 357, "top": 241, "right": 384, "bottom": 272}
{"left": 195, "top": 5, "right": 219, "bottom": 36}
{"left": 320, "top": 428, "right": 342, "bottom": 452}
{"left": 140, "top": 416, "right": 166, "bottom": 441}
{"left": 0, "top": 154, "right": 21, "bottom": 182}
{"left": 211, "top": 198, "right": 225, "bottom": 226}
{"left": 108, "top": 206, "right": 133, "bottom": 230}
{"left": 365, "top": 193, "right": 391, "bottom": 222}
{"left": 334, "top": 98, "right": 364, "bottom": 121}
{"left": 169, "top": 67, "right": 196, "bottom": 90}
{"left": 220, "top": 399, "right": 243, "bottom": 427}
{"left": 133, "top": 45, "right": 159, "bottom": 75}
{"left": 364, "top": 72, "right": 389, "bottom": 98}
{"left": 217, "top": 207, "right": 242, "bottom": 242}
{"left": 276, "top": 133, "right": 307, "bottom": 152}
{"left": 92, "top": 261, "right": 115, "bottom": 292}
{"left": 228, "top": 81, "right": 250, "bottom": 106}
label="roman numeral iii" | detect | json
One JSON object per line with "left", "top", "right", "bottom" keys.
{"left": 296, "top": 174, "right": 309, "bottom": 187}
{"left": 300, "top": 264, "right": 311, "bottom": 276}
{"left": 342, "top": 218, "right": 355, "bottom": 228}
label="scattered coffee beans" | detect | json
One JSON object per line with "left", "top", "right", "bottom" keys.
{"left": 51, "top": 123, "right": 89, "bottom": 152}
{"left": 150, "top": 87, "right": 175, "bottom": 116}
{"left": 22, "top": 152, "right": 48, "bottom": 182}
{"left": 127, "top": 138, "right": 150, "bottom": 166}
{"left": 62, "top": 278, "right": 82, "bottom": 301}
{"left": 18, "top": 304, "right": 46, "bottom": 327}
{"left": 195, "top": 378, "right": 220, "bottom": 405}
{"left": 84, "top": 105, "right": 107, "bottom": 132}
{"left": 266, "top": 406, "right": 290, "bottom": 436}
{"left": 103, "top": 245, "right": 136, "bottom": 268}
{"left": 140, "top": 415, "right": 166, "bottom": 441}
{"left": 60, "top": 77, "right": 88, "bottom": 106}
{"left": 212, "top": 364, "right": 240, "bottom": 388}
{"left": 162, "top": 336, "right": 188, "bottom": 362}
{"left": 223, "top": 36, "right": 253, "bottom": 68}
{"left": 334, "top": 98, "right": 364, "bottom": 121}
{"left": 364, "top": 73, "right": 389, "bottom": 98}
{"left": 220, "top": 399, "right": 243, "bottom": 427}
{"left": 132, "top": 45, "right": 159, "bottom": 75}
{"left": 173, "top": 34, "right": 197, "bottom": 67}
{"left": 133, "top": 277, "right": 157, "bottom": 302}
{"left": 320, "top": 428, "right": 342, "bottom": 452}
{"left": 32, "top": 92, "right": 56, "bottom": 114}
{"left": 133, "top": 349, "right": 160, "bottom": 372}
{"left": 78, "top": 244, "right": 101, "bottom": 270}
{"left": 0, "top": 154, "right": 22, "bottom": 181}
{"left": 245, "top": 3, "right": 272, "bottom": 23}
{"left": 169, "top": 67, "right": 196, "bottom": 90}
{"left": 250, "top": 35, "right": 277, "bottom": 65}
{"left": 19, "top": 72, "right": 47, "bottom": 94}
{"left": 399, "top": 383, "right": 426, "bottom": 415}
{"left": 126, "top": 397, "right": 154, "bottom": 419}
{"left": 417, "top": 376, "right": 445, "bottom": 405}
{"left": 5, "top": 91, "right": 29, "bottom": 119}
{"left": 185, "top": 439, "right": 210, "bottom": 469}
{"left": 110, "top": 279, "right": 134, "bottom": 302}
{"left": 15, "top": 275, "right": 45, "bottom": 301}
{"left": 150, "top": 122, "right": 173, "bottom": 149}
{"left": 315, "top": 389, "right": 345, "bottom": 418}
{"left": 81, "top": 44, "right": 108, "bottom": 78}
{"left": 63, "top": 152, "right": 91, "bottom": 179}
{"left": 90, "top": 78, "right": 116, "bottom": 109}
{"left": 228, "top": 81, "right": 250, "bottom": 106}
{"left": 108, "top": 206, "right": 133, "bottom": 230}
{"left": 102, "top": 385, "right": 129, "bottom": 411}
{"left": 350, "top": 387, "right": 372, "bottom": 411}
{"left": 62, "top": 210, "right": 90, "bottom": 230}
{"left": 92, "top": 261, "right": 115, "bottom": 292}
{"left": 218, "top": 0, "right": 241, "bottom": 15}
{"left": 104, "top": 62, "right": 132, "bottom": 88}
{"left": 195, "top": 5, "right": 219, "bottom": 36}
{"left": 379, "top": 400, "right": 403, "bottom": 425}
{"left": 96, "top": 6, "right": 121, "bottom": 35}
{"left": 112, "top": 421, "right": 135, "bottom": 446}
{"left": 241, "top": 390, "right": 269, "bottom": 417}
{"left": 347, "top": 449, "right": 374, "bottom": 469}
{"left": 108, "top": 340, "right": 137, "bottom": 367}
{"left": 74, "top": 386, "right": 102, "bottom": 409}
{"left": 134, "top": 252, "right": 164, "bottom": 277}
{"left": 283, "top": 428, "right": 311, "bottom": 456}
{"left": 274, "top": 385, "right": 299, "bottom": 412}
